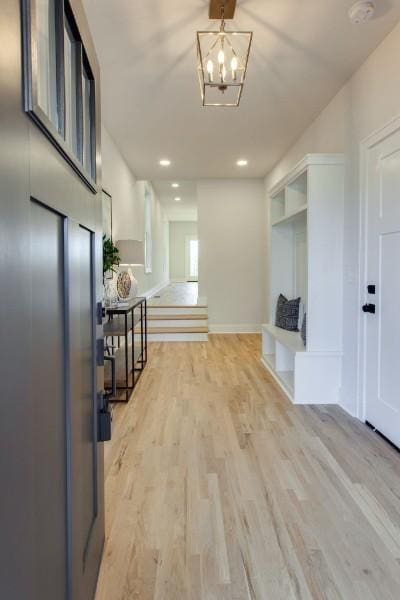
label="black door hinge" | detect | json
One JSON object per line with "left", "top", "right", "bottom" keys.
{"left": 97, "top": 391, "right": 112, "bottom": 442}
{"left": 96, "top": 338, "right": 104, "bottom": 366}
{"left": 96, "top": 301, "right": 104, "bottom": 325}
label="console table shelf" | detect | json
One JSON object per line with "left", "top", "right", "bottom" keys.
{"left": 104, "top": 297, "right": 147, "bottom": 402}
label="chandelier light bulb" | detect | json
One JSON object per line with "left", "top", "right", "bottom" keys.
{"left": 231, "top": 56, "right": 238, "bottom": 80}
{"left": 222, "top": 64, "right": 227, "bottom": 82}
{"left": 206, "top": 59, "right": 214, "bottom": 82}
{"left": 218, "top": 49, "right": 225, "bottom": 65}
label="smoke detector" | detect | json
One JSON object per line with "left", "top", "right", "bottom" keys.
{"left": 349, "top": 1, "right": 375, "bottom": 24}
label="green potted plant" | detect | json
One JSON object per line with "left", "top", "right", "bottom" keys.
{"left": 103, "top": 235, "right": 120, "bottom": 279}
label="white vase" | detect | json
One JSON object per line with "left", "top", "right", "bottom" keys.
{"left": 129, "top": 268, "right": 139, "bottom": 298}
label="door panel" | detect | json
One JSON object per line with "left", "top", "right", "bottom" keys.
{"left": 77, "top": 227, "right": 97, "bottom": 557}
{"left": 365, "top": 132, "right": 400, "bottom": 447}
{"left": 378, "top": 232, "right": 400, "bottom": 413}
{"left": 70, "top": 223, "right": 101, "bottom": 599}
{"left": 31, "top": 200, "right": 68, "bottom": 600}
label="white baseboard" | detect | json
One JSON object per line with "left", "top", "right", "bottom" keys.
{"left": 141, "top": 279, "right": 169, "bottom": 300}
{"left": 338, "top": 400, "right": 358, "bottom": 419}
{"left": 169, "top": 278, "right": 199, "bottom": 283}
{"left": 209, "top": 324, "right": 261, "bottom": 334}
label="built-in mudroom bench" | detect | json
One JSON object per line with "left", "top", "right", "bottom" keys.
{"left": 262, "top": 154, "right": 344, "bottom": 404}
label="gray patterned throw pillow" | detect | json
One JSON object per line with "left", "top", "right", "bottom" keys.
{"left": 301, "top": 312, "right": 307, "bottom": 346}
{"left": 275, "top": 294, "right": 301, "bottom": 332}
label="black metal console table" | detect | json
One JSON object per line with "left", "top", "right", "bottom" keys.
{"left": 104, "top": 297, "right": 147, "bottom": 402}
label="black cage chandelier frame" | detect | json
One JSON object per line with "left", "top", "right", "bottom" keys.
{"left": 196, "top": 2, "right": 253, "bottom": 107}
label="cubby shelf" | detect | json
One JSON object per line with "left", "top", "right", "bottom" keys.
{"left": 263, "top": 154, "right": 344, "bottom": 405}
{"left": 271, "top": 204, "right": 307, "bottom": 227}
{"left": 262, "top": 324, "right": 304, "bottom": 353}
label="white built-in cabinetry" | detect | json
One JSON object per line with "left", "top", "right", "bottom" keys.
{"left": 262, "top": 154, "right": 344, "bottom": 404}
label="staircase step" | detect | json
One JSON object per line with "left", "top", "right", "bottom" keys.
{"left": 148, "top": 314, "right": 208, "bottom": 321}
{"left": 148, "top": 325, "right": 209, "bottom": 342}
{"left": 148, "top": 319, "right": 207, "bottom": 328}
{"left": 147, "top": 306, "right": 208, "bottom": 316}
{"left": 148, "top": 304, "right": 207, "bottom": 309}
{"left": 147, "top": 330, "right": 208, "bottom": 342}
{"left": 148, "top": 326, "right": 208, "bottom": 334}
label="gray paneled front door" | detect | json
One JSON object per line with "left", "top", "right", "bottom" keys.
{"left": 0, "top": 0, "right": 105, "bottom": 598}
{"left": 18, "top": 200, "right": 104, "bottom": 600}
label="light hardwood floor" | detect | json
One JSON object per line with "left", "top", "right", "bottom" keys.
{"left": 96, "top": 335, "right": 400, "bottom": 600}
{"left": 148, "top": 282, "right": 201, "bottom": 307}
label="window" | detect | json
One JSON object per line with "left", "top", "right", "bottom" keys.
{"left": 82, "top": 64, "right": 95, "bottom": 178}
{"left": 189, "top": 239, "right": 198, "bottom": 280}
{"left": 36, "top": 0, "right": 59, "bottom": 129}
{"left": 64, "top": 20, "right": 79, "bottom": 159}
{"left": 23, "top": 0, "right": 97, "bottom": 190}
{"left": 185, "top": 236, "right": 198, "bottom": 281}
{"left": 144, "top": 188, "right": 152, "bottom": 274}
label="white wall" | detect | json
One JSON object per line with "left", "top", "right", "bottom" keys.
{"left": 102, "top": 127, "right": 169, "bottom": 296}
{"left": 198, "top": 179, "right": 266, "bottom": 332}
{"left": 169, "top": 221, "right": 198, "bottom": 281}
{"left": 265, "top": 21, "right": 400, "bottom": 417}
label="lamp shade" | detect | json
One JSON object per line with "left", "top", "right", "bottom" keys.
{"left": 116, "top": 239, "right": 144, "bottom": 266}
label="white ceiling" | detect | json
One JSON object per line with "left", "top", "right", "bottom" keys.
{"left": 152, "top": 180, "right": 198, "bottom": 221}
{"left": 83, "top": 0, "right": 400, "bottom": 180}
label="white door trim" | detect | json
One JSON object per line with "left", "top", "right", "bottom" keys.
{"left": 357, "top": 113, "right": 400, "bottom": 421}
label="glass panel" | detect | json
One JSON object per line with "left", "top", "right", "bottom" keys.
{"left": 36, "top": 0, "right": 59, "bottom": 129}
{"left": 189, "top": 240, "right": 198, "bottom": 279}
{"left": 144, "top": 189, "right": 152, "bottom": 273}
{"left": 82, "top": 66, "right": 94, "bottom": 177}
{"left": 64, "top": 21, "right": 79, "bottom": 160}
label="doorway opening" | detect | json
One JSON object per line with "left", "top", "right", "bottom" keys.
{"left": 186, "top": 236, "right": 198, "bottom": 282}
{"left": 169, "top": 220, "right": 198, "bottom": 283}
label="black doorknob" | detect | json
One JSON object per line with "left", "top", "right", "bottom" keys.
{"left": 362, "top": 303, "right": 376, "bottom": 314}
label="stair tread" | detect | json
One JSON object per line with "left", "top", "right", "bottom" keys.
{"left": 148, "top": 314, "right": 208, "bottom": 320}
{"left": 148, "top": 326, "right": 209, "bottom": 334}
{"left": 148, "top": 304, "right": 208, "bottom": 309}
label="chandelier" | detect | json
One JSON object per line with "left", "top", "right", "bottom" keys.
{"left": 196, "top": 0, "right": 253, "bottom": 107}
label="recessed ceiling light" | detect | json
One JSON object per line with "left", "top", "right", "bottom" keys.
{"left": 171, "top": 182, "right": 180, "bottom": 188}
{"left": 348, "top": 1, "right": 375, "bottom": 24}
{"left": 237, "top": 159, "right": 248, "bottom": 166}
{"left": 159, "top": 159, "right": 171, "bottom": 166}
{"left": 174, "top": 197, "right": 181, "bottom": 202}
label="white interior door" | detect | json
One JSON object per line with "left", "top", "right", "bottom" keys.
{"left": 365, "top": 128, "right": 400, "bottom": 447}
{"left": 185, "top": 235, "right": 198, "bottom": 281}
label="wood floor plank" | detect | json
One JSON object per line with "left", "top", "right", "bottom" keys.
{"left": 96, "top": 335, "right": 400, "bottom": 600}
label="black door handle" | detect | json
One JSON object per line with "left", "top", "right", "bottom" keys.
{"left": 362, "top": 303, "right": 375, "bottom": 314}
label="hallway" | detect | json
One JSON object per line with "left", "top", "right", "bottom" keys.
{"left": 148, "top": 282, "right": 201, "bottom": 307}
{"left": 96, "top": 335, "right": 400, "bottom": 600}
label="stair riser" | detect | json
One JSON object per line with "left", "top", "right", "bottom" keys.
{"left": 148, "top": 319, "right": 208, "bottom": 328}
{"left": 147, "top": 307, "right": 207, "bottom": 316}
{"left": 148, "top": 333, "right": 208, "bottom": 342}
